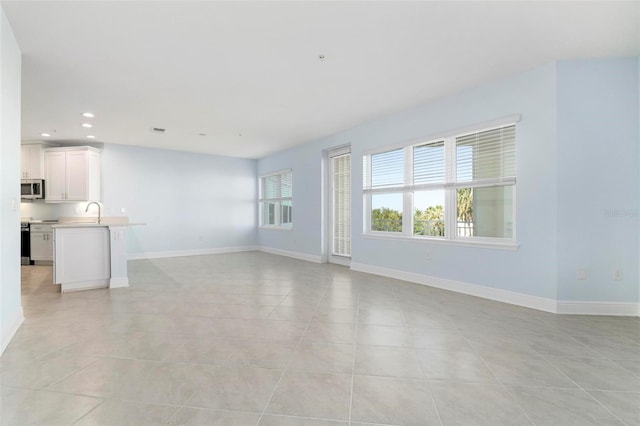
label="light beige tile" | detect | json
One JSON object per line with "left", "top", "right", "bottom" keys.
{"left": 429, "top": 381, "right": 532, "bottom": 426}
{"left": 74, "top": 399, "right": 178, "bottom": 426}
{"left": 416, "top": 348, "right": 496, "bottom": 383}
{"left": 351, "top": 375, "right": 440, "bottom": 426}
{"left": 288, "top": 343, "right": 354, "bottom": 374}
{"left": 168, "top": 407, "right": 260, "bottom": 426}
{"left": 266, "top": 371, "right": 352, "bottom": 420}
{"left": 508, "top": 386, "right": 625, "bottom": 426}
{"left": 259, "top": 415, "right": 348, "bottom": 425}
{"left": 186, "top": 364, "right": 282, "bottom": 411}
{"left": 1, "top": 386, "right": 102, "bottom": 426}
{"left": 354, "top": 345, "right": 423, "bottom": 378}
{"left": 588, "top": 390, "right": 640, "bottom": 426}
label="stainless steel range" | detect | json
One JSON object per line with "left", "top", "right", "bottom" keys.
{"left": 20, "top": 221, "right": 32, "bottom": 265}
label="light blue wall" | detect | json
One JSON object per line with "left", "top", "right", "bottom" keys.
{"left": 23, "top": 144, "right": 258, "bottom": 256}
{"left": 103, "top": 144, "right": 258, "bottom": 255}
{"left": 0, "top": 6, "right": 23, "bottom": 352}
{"left": 557, "top": 58, "right": 640, "bottom": 302}
{"left": 259, "top": 63, "right": 559, "bottom": 299}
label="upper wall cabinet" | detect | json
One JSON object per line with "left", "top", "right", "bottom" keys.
{"left": 44, "top": 146, "right": 101, "bottom": 202}
{"left": 21, "top": 144, "right": 44, "bottom": 179}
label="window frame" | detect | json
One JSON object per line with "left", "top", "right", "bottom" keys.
{"left": 363, "top": 117, "right": 519, "bottom": 249}
{"left": 259, "top": 169, "right": 293, "bottom": 230}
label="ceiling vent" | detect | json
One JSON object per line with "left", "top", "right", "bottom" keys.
{"left": 150, "top": 127, "right": 166, "bottom": 133}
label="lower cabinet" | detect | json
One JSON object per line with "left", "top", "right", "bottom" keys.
{"left": 54, "top": 226, "right": 110, "bottom": 292}
{"left": 30, "top": 224, "right": 54, "bottom": 261}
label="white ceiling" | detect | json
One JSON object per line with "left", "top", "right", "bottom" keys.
{"left": 3, "top": 1, "right": 639, "bottom": 159}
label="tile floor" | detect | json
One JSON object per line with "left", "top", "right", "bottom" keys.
{"left": 2, "top": 251, "right": 639, "bottom": 426}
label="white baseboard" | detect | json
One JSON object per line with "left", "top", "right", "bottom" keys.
{"left": 128, "top": 246, "right": 258, "bottom": 260}
{"left": 350, "top": 262, "right": 640, "bottom": 316}
{"left": 61, "top": 279, "right": 109, "bottom": 293}
{"left": 109, "top": 277, "right": 129, "bottom": 289}
{"left": 557, "top": 301, "right": 640, "bottom": 316}
{"left": 258, "top": 246, "right": 323, "bottom": 263}
{"left": 350, "top": 262, "right": 557, "bottom": 313}
{"left": 1, "top": 307, "right": 24, "bottom": 356}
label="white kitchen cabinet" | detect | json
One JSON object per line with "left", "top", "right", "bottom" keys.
{"left": 21, "top": 144, "right": 44, "bottom": 179}
{"left": 53, "top": 226, "right": 111, "bottom": 292}
{"left": 30, "top": 223, "right": 53, "bottom": 261}
{"left": 44, "top": 146, "right": 101, "bottom": 202}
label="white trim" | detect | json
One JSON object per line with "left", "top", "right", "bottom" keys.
{"left": 363, "top": 115, "right": 521, "bottom": 156}
{"left": 128, "top": 246, "right": 258, "bottom": 260}
{"left": 557, "top": 301, "right": 640, "bottom": 316}
{"left": 259, "top": 168, "right": 293, "bottom": 179}
{"left": 1, "top": 307, "right": 25, "bottom": 356}
{"left": 349, "top": 262, "right": 640, "bottom": 316}
{"left": 109, "top": 277, "right": 129, "bottom": 289}
{"left": 361, "top": 233, "right": 519, "bottom": 251}
{"left": 258, "top": 246, "right": 323, "bottom": 263}
{"left": 61, "top": 279, "right": 109, "bottom": 293}
{"left": 327, "top": 144, "right": 351, "bottom": 158}
{"left": 259, "top": 225, "right": 293, "bottom": 231}
{"left": 329, "top": 255, "right": 351, "bottom": 267}
{"left": 350, "top": 262, "right": 557, "bottom": 313}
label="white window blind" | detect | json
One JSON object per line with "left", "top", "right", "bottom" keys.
{"left": 413, "top": 141, "right": 445, "bottom": 185}
{"left": 259, "top": 170, "right": 292, "bottom": 228}
{"left": 456, "top": 125, "right": 516, "bottom": 186}
{"left": 332, "top": 153, "right": 351, "bottom": 257}
{"left": 370, "top": 148, "right": 404, "bottom": 188}
{"left": 362, "top": 120, "right": 517, "bottom": 242}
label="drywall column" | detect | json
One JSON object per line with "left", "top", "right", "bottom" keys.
{"left": 556, "top": 58, "right": 640, "bottom": 312}
{"left": 0, "top": 6, "right": 23, "bottom": 354}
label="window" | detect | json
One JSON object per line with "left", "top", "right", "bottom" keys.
{"left": 260, "top": 170, "right": 292, "bottom": 228}
{"left": 363, "top": 123, "right": 516, "bottom": 243}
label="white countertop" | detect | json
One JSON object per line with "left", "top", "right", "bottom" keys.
{"left": 52, "top": 222, "right": 145, "bottom": 228}
{"left": 47, "top": 216, "right": 145, "bottom": 228}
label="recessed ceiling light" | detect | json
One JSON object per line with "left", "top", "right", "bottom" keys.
{"left": 41, "top": 133, "right": 51, "bottom": 137}
{"left": 86, "top": 135, "right": 96, "bottom": 139}
{"left": 81, "top": 123, "right": 93, "bottom": 128}
{"left": 198, "top": 133, "right": 206, "bottom": 137}
{"left": 82, "top": 112, "right": 94, "bottom": 118}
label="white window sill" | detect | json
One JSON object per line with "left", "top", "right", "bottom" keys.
{"left": 361, "top": 232, "right": 519, "bottom": 251}
{"left": 260, "top": 226, "right": 293, "bottom": 231}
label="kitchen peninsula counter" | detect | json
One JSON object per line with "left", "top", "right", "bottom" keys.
{"left": 51, "top": 217, "right": 144, "bottom": 293}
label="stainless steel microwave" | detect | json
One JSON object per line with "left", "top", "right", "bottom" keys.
{"left": 21, "top": 179, "right": 44, "bottom": 199}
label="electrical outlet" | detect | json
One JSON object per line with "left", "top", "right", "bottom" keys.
{"left": 576, "top": 267, "right": 587, "bottom": 280}
{"left": 613, "top": 268, "right": 622, "bottom": 281}
{"left": 121, "top": 207, "right": 127, "bottom": 213}
{"left": 425, "top": 251, "right": 432, "bottom": 260}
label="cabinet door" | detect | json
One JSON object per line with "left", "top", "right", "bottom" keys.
{"left": 65, "top": 151, "right": 89, "bottom": 201}
{"left": 30, "top": 232, "right": 48, "bottom": 260}
{"left": 21, "top": 145, "right": 29, "bottom": 178}
{"left": 43, "top": 232, "right": 54, "bottom": 260}
{"left": 44, "top": 151, "right": 66, "bottom": 201}
{"left": 27, "top": 145, "right": 44, "bottom": 179}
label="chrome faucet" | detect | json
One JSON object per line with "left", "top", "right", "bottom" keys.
{"left": 85, "top": 201, "right": 102, "bottom": 224}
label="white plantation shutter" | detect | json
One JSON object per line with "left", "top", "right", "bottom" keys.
{"left": 280, "top": 171, "right": 293, "bottom": 199}
{"left": 263, "top": 175, "right": 279, "bottom": 199}
{"left": 456, "top": 125, "right": 516, "bottom": 186}
{"left": 413, "top": 141, "right": 445, "bottom": 185}
{"left": 362, "top": 118, "right": 517, "bottom": 242}
{"left": 332, "top": 153, "right": 351, "bottom": 257}
{"left": 259, "top": 170, "right": 293, "bottom": 228}
{"left": 370, "top": 148, "right": 404, "bottom": 188}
